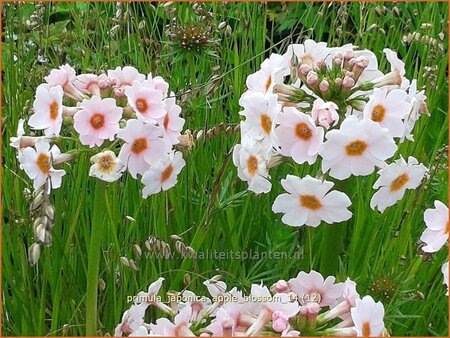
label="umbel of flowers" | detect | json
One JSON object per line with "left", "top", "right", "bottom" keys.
{"left": 10, "top": 64, "right": 188, "bottom": 264}
{"left": 114, "top": 270, "right": 388, "bottom": 337}
{"left": 232, "top": 40, "right": 429, "bottom": 227}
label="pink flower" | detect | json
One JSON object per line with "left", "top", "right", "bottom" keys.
{"left": 10, "top": 119, "right": 46, "bottom": 150}
{"left": 114, "top": 303, "right": 146, "bottom": 336}
{"left": 117, "top": 119, "right": 171, "bottom": 178}
{"left": 157, "top": 95, "right": 185, "bottom": 145}
{"left": 420, "top": 200, "right": 449, "bottom": 253}
{"left": 108, "top": 66, "right": 145, "bottom": 96}
{"left": 74, "top": 73, "right": 101, "bottom": 96}
{"left": 321, "top": 278, "right": 360, "bottom": 322}
{"left": 125, "top": 81, "right": 166, "bottom": 122}
{"left": 288, "top": 270, "right": 343, "bottom": 307}
{"left": 28, "top": 84, "right": 64, "bottom": 136}
{"left": 141, "top": 151, "right": 185, "bottom": 197}
{"left": 246, "top": 53, "right": 289, "bottom": 94}
{"left": 311, "top": 98, "right": 339, "bottom": 129}
{"left": 147, "top": 73, "right": 170, "bottom": 97}
{"left": 45, "top": 64, "right": 76, "bottom": 87}
{"left": 73, "top": 96, "right": 122, "bottom": 147}
{"left": 19, "top": 139, "right": 66, "bottom": 190}
{"left": 350, "top": 296, "right": 385, "bottom": 337}
{"left": 273, "top": 107, "right": 324, "bottom": 165}
{"left": 150, "top": 306, "right": 195, "bottom": 336}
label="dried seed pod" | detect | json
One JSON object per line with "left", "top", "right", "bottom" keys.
{"left": 210, "top": 274, "right": 222, "bottom": 282}
{"left": 183, "top": 273, "right": 191, "bottom": 286}
{"left": 163, "top": 243, "right": 171, "bottom": 258}
{"left": 170, "top": 234, "right": 183, "bottom": 242}
{"left": 129, "top": 259, "right": 139, "bottom": 271}
{"left": 175, "top": 240, "right": 187, "bottom": 256}
{"left": 185, "top": 246, "right": 196, "bottom": 258}
{"left": 28, "top": 243, "right": 41, "bottom": 266}
{"left": 44, "top": 204, "right": 55, "bottom": 222}
{"left": 98, "top": 278, "right": 106, "bottom": 291}
{"left": 133, "top": 244, "right": 142, "bottom": 259}
{"left": 30, "top": 191, "right": 45, "bottom": 211}
{"left": 145, "top": 239, "right": 153, "bottom": 252}
{"left": 196, "top": 130, "right": 204, "bottom": 140}
{"left": 120, "top": 256, "right": 130, "bottom": 268}
{"left": 218, "top": 22, "right": 226, "bottom": 30}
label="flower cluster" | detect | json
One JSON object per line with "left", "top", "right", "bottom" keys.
{"left": 11, "top": 64, "right": 188, "bottom": 264}
{"left": 233, "top": 39, "right": 429, "bottom": 228}
{"left": 114, "top": 270, "right": 387, "bottom": 337}
{"left": 11, "top": 64, "right": 187, "bottom": 197}
{"left": 419, "top": 200, "right": 449, "bottom": 295}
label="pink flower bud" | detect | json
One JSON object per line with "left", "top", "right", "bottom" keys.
{"left": 335, "top": 78, "right": 343, "bottom": 86}
{"left": 271, "top": 280, "right": 289, "bottom": 293}
{"left": 343, "top": 49, "right": 354, "bottom": 60}
{"left": 98, "top": 74, "right": 112, "bottom": 90}
{"left": 299, "top": 64, "right": 311, "bottom": 76}
{"left": 319, "top": 79, "right": 329, "bottom": 92}
{"left": 272, "top": 311, "right": 289, "bottom": 333}
{"left": 311, "top": 98, "right": 339, "bottom": 129}
{"left": 342, "top": 76, "right": 355, "bottom": 89}
{"left": 306, "top": 71, "right": 318, "bottom": 85}
{"left": 315, "top": 59, "right": 326, "bottom": 70}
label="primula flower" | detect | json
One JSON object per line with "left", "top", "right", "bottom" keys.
{"left": 320, "top": 116, "right": 397, "bottom": 180}
{"left": 363, "top": 88, "right": 412, "bottom": 138}
{"left": 288, "top": 270, "right": 343, "bottom": 307}
{"left": 284, "top": 39, "right": 330, "bottom": 67}
{"left": 108, "top": 66, "right": 146, "bottom": 96}
{"left": 19, "top": 139, "right": 66, "bottom": 190}
{"left": 311, "top": 98, "right": 339, "bottom": 129}
{"left": 28, "top": 84, "right": 64, "bottom": 136}
{"left": 370, "top": 156, "right": 427, "bottom": 212}
{"left": 272, "top": 175, "right": 352, "bottom": 228}
{"left": 10, "top": 119, "right": 46, "bottom": 150}
{"left": 44, "top": 64, "right": 85, "bottom": 101}
{"left": 203, "top": 278, "right": 227, "bottom": 298}
{"left": 321, "top": 278, "right": 360, "bottom": 322}
{"left": 246, "top": 53, "right": 289, "bottom": 94}
{"left": 147, "top": 73, "right": 170, "bottom": 97}
{"left": 117, "top": 119, "right": 171, "bottom": 178}
{"left": 350, "top": 296, "right": 385, "bottom": 337}
{"left": 73, "top": 96, "right": 123, "bottom": 147}
{"left": 442, "top": 262, "right": 449, "bottom": 296}
{"left": 232, "top": 140, "right": 272, "bottom": 194}
{"left": 383, "top": 48, "right": 409, "bottom": 89}
{"left": 74, "top": 73, "right": 101, "bottom": 96}
{"left": 125, "top": 80, "right": 166, "bottom": 123}
{"left": 156, "top": 94, "right": 185, "bottom": 145}
{"left": 141, "top": 151, "right": 185, "bottom": 198}
{"left": 150, "top": 306, "right": 195, "bottom": 336}
{"left": 238, "top": 92, "right": 280, "bottom": 147}
{"left": 273, "top": 107, "right": 323, "bottom": 165}
{"left": 402, "top": 79, "right": 427, "bottom": 142}
{"left": 420, "top": 200, "right": 449, "bottom": 253}
{"left": 89, "top": 150, "right": 125, "bottom": 183}
{"left": 114, "top": 304, "right": 146, "bottom": 336}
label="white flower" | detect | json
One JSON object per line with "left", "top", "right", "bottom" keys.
{"left": 442, "top": 262, "right": 449, "bottom": 296}
{"left": 370, "top": 156, "right": 427, "bottom": 213}
{"left": 320, "top": 116, "right": 397, "bottom": 180}
{"left": 89, "top": 150, "right": 125, "bottom": 182}
{"left": 383, "top": 48, "right": 410, "bottom": 89}
{"left": 350, "top": 296, "right": 385, "bottom": 337}
{"left": 272, "top": 175, "right": 352, "bottom": 227}
{"left": 420, "top": 200, "right": 449, "bottom": 253}
{"left": 232, "top": 140, "right": 272, "bottom": 194}
{"left": 402, "top": 79, "right": 427, "bottom": 142}
{"left": 273, "top": 107, "right": 324, "bottom": 165}
{"left": 363, "top": 88, "right": 412, "bottom": 138}
{"left": 246, "top": 53, "right": 289, "bottom": 94}
{"left": 28, "top": 84, "right": 64, "bottom": 136}
{"left": 125, "top": 80, "right": 166, "bottom": 123}
{"left": 238, "top": 92, "right": 280, "bottom": 146}
{"left": 141, "top": 151, "right": 185, "bottom": 198}
{"left": 284, "top": 39, "right": 330, "bottom": 67}
{"left": 19, "top": 139, "right": 66, "bottom": 190}
{"left": 157, "top": 94, "right": 185, "bottom": 145}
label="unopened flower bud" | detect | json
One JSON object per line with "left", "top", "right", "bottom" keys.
{"left": 342, "top": 76, "right": 355, "bottom": 89}
{"left": 28, "top": 243, "right": 41, "bottom": 266}
{"left": 306, "top": 71, "right": 318, "bottom": 85}
{"left": 335, "top": 78, "right": 343, "bottom": 86}
{"left": 299, "top": 63, "right": 311, "bottom": 76}
{"left": 319, "top": 79, "right": 329, "bottom": 92}
{"left": 271, "top": 279, "right": 289, "bottom": 293}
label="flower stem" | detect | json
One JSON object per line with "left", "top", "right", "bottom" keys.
{"left": 86, "top": 180, "right": 107, "bottom": 335}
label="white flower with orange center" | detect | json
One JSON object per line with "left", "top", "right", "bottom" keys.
{"left": 284, "top": 39, "right": 330, "bottom": 68}
{"left": 89, "top": 150, "right": 125, "bottom": 183}
{"left": 246, "top": 53, "right": 289, "bottom": 94}
{"left": 232, "top": 140, "right": 271, "bottom": 194}
{"left": 320, "top": 116, "right": 397, "bottom": 180}
{"left": 125, "top": 80, "right": 166, "bottom": 123}
{"left": 19, "top": 139, "right": 66, "bottom": 190}
{"left": 156, "top": 94, "right": 185, "bottom": 145}
{"left": 370, "top": 156, "right": 427, "bottom": 213}
{"left": 238, "top": 92, "right": 280, "bottom": 147}
{"left": 117, "top": 119, "right": 171, "bottom": 179}
{"left": 272, "top": 175, "right": 352, "bottom": 227}
{"left": 141, "top": 151, "right": 185, "bottom": 197}
{"left": 419, "top": 200, "right": 449, "bottom": 253}
{"left": 108, "top": 66, "right": 145, "bottom": 96}
{"left": 73, "top": 96, "right": 123, "bottom": 147}
{"left": 28, "top": 84, "right": 64, "bottom": 136}
{"left": 350, "top": 296, "right": 385, "bottom": 337}
{"left": 273, "top": 107, "right": 324, "bottom": 165}
{"left": 363, "top": 88, "right": 412, "bottom": 138}
{"left": 147, "top": 72, "right": 170, "bottom": 98}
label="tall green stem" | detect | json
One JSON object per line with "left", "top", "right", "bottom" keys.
{"left": 86, "top": 180, "right": 107, "bottom": 335}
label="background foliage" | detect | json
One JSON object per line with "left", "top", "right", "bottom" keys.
{"left": 2, "top": 2, "right": 448, "bottom": 336}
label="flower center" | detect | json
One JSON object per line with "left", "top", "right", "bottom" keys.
{"left": 302, "top": 54, "right": 314, "bottom": 66}
{"left": 161, "top": 164, "right": 174, "bottom": 183}
{"left": 345, "top": 140, "right": 367, "bottom": 156}
{"left": 49, "top": 101, "right": 59, "bottom": 120}
{"left": 247, "top": 155, "right": 258, "bottom": 176}
{"left": 260, "top": 114, "right": 272, "bottom": 135}
{"left": 131, "top": 137, "right": 148, "bottom": 154}
{"left": 36, "top": 153, "right": 50, "bottom": 174}
{"left": 90, "top": 113, "right": 105, "bottom": 129}
{"left": 299, "top": 195, "right": 322, "bottom": 210}
{"left": 163, "top": 114, "right": 169, "bottom": 129}
{"left": 136, "top": 98, "right": 148, "bottom": 113}
{"left": 98, "top": 155, "right": 115, "bottom": 173}
{"left": 362, "top": 322, "right": 371, "bottom": 337}
{"left": 390, "top": 173, "right": 409, "bottom": 191}
{"left": 295, "top": 123, "right": 312, "bottom": 140}
{"left": 371, "top": 104, "right": 386, "bottom": 122}
{"left": 265, "top": 76, "right": 272, "bottom": 92}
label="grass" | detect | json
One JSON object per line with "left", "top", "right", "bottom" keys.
{"left": 1, "top": 1, "right": 448, "bottom": 336}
